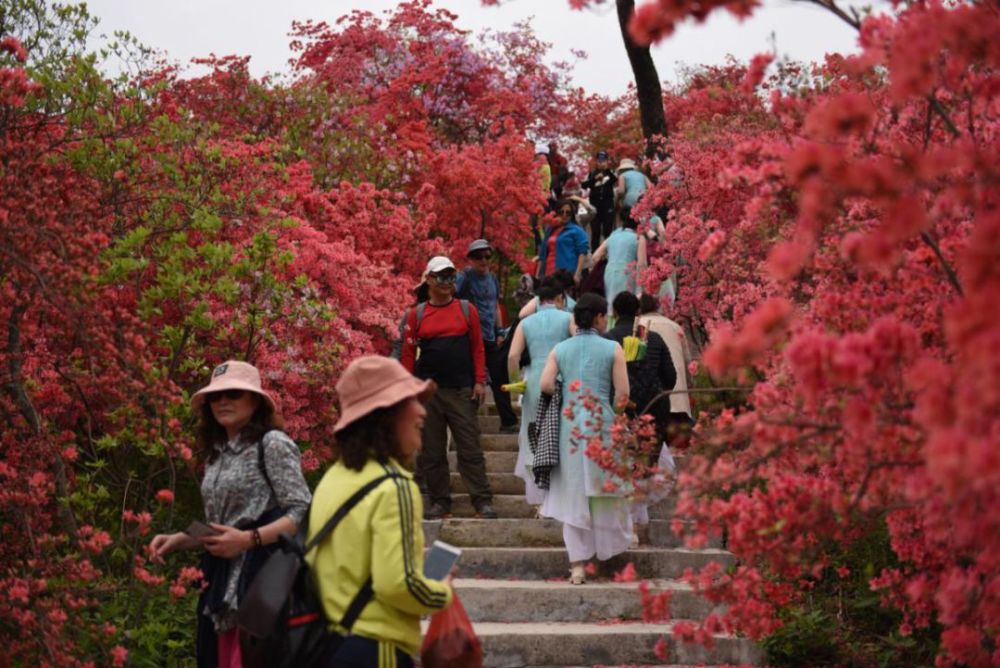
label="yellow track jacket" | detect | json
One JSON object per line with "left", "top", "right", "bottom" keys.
{"left": 306, "top": 457, "right": 453, "bottom": 658}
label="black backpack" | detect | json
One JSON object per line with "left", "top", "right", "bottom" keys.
{"left": 237, "top": 473, "right": 403, "bottom": 667}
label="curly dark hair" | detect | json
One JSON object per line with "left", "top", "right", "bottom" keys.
{"left": 333, "top": 401, "right": 408, "bottom": 472}
{"left": 197, "top": 396, "right": 284, "bottom": 463}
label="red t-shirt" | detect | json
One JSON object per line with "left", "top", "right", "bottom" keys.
{"left": 400, "top": 300, "right": 486, "bottom": 387}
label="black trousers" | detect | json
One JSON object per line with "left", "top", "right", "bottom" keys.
{"left": 320, "top": 634, "right": 414, "bottom": 668}
{"left": 484, "top": 339, "right": 518, "bottom": 427}
{"left": 590, "top": 208, "right": 615, "bottom": 252}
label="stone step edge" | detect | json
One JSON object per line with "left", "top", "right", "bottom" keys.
{"left": 422, "top": 620, "right": 750, "bottom": 640}
{"left": 452, "top": 577, "right": 693, "bottom": 591}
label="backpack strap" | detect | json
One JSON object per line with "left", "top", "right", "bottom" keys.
{"left": 257, "top": 429, "right": 279, "bottom": 498}
{"left": 303, "top": 472, "right": 403, "bottom": 632}
{"left": 303, "top": 473, "right": 403, "bottom": 554}
{"left": 412, "top": 302, "right": 427, "bottom": 337}
{"left": 458, "top": 299, "right": 470, "bottom": 328}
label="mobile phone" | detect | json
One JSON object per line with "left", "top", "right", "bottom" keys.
{"left": 184, "top": 520, "right": 222, "bottom": 539}
{"left": 423, "top": 540, "right": 462, "bottom": 580}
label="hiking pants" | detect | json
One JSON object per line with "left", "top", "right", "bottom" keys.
{"left": 484, "top": 339, "right": 518, "bottom": 428}
{"left": 419, "top": 387, "right": 492, "bottom": 508}
{"left": 591, "top": 208, "right": 615, "bottom": 252}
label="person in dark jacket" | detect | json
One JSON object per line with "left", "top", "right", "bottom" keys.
{"left": 581, "top": 150, "right": 617, "bottom": 252}
{"left": 603, "top": 292, "right": 676, "bottom": 435}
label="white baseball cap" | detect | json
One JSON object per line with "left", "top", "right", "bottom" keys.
{"left": 535, "top": 142, "right": 550, "bottom": 155}
{"left": 424, "top": 256, "right": 456, "bottom": 277}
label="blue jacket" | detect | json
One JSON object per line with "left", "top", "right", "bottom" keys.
{"left": 538, "top": 222, "right": 589, "bottom": 277}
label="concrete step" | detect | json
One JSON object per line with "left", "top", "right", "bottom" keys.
{"left": 456, "top": 546, "right": 735, "bottom": 580}
{"left": 447, "top": 433, "right": 518, "bottom": 451}
{"left": 453, "top": 578, "right": 721, "bottom": 623}
{"left": 432, "top": 621, "right": 762, "bottom": 666}
{"left": 429, "top": 493, "right": 677, "bottom": 519}
{"left": 479, "top": 433, "right": 519, "bottom": 451}
{"left": 480, "top": 402, "right": 522, "bottom": 417}
{"left": 423, "top": 518, "right": 714, "bottom": 549}
{"left": 478, "top": 415, "right": 505, "bottom": 433}
{"left": 425, "top": 493, "right": 536, "bottom": 518}
{"left": 450, "top": 472, "right": 523, "bottom": 495}
{"left": 447, "top": 450, "right": 516, "bottom": 472}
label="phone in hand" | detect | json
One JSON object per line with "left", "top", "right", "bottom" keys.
{"left": 184, "top": 520, "right": 222, "bottom": 539}
{"left": 423, "top": 540, "right": 462, "bottom": 581}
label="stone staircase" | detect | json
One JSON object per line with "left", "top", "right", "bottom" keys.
{"left": 423, "top": 400, "right": 763, "bottom": 667}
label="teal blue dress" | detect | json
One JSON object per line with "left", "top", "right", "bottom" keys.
{"left": 604, "top": 228, "right": 640, "bottom": 313}
{"left": 516, "top": 305, "right": 573, "bottom": 503}
{"left": 540, "top": 331, "right": 632, "bottom": 562}
{"left": 531, "top": 294, "right": 576, "bottom": 313}
{"left": 620, "top": 169, "right": 647, "bottom": 208}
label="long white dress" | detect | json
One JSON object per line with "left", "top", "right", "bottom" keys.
{"left": 540, "top": 331, "right": 633, "bottom": 562}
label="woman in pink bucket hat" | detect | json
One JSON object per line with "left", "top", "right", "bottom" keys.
{"left": 150, "top": 360, "right": 312, "bottom": 668}
{"left": 305, "top": 355, "right": 454, "bottom": 667}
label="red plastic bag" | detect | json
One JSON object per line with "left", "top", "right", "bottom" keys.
{"left": 420, "top": 594, "right": 483, "bottom": 668}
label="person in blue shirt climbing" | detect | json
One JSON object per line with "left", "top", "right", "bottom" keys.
{"left": 537, "top": 200, "right": 590, "bottom": 285}
{"left": 456, "top": 239, "right": 519, "bottom": 434}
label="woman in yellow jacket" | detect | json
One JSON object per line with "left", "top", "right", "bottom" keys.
{"left": 308, "top": 356, "right": 454, "bottom": 667}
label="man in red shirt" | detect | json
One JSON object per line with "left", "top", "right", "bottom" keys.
{"left": 401, "top": 256, "right": 497, "bottom": 519}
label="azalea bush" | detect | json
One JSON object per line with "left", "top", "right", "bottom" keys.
{"left": 545, "top": 0, "right": 999, "bottom": 665}
{"left": 0, "top": 1, "right": 565, "bottom": 663}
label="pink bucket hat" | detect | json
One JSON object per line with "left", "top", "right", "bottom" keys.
{"left": 335, "top": 356, "right": 435, "bottom": 433}
{"left": 191, "top": 360, "right": 278, "bottom": 413}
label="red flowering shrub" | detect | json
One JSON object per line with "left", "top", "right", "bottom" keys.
{"left": 546, "top": 0, "right": 999, "bottom": 664}
{"left": 0, "top": 2, "right": 569, "bottom": 664}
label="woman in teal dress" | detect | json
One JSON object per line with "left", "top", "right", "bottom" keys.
{"left": 593, "top": 218, "right": 646, "bottom": 317}
{"left": 539, "top": 293, "right": 631, "bottom": 585}
{"left": 616, "top": 158, "right": 652, "bottom": 220}
{"left": 507, "top": 278, "right": 573, "bottom": 505}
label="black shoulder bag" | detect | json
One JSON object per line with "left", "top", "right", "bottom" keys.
{"left": 237, "top": 473, "right": 402, "bottom": 668}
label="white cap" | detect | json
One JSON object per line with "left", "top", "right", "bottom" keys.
{"left": 424, "top": 256, "right": 456, "bottom": 276}
{"left": 535, "top": 142, "right": 549, "bottom": 155}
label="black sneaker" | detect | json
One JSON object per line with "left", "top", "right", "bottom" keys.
{"left": 474, "top": 502, "right": 498, "bottom": 519}
{"left": 424, "top": 501, "right": 451, "bottom": 520}
{"left": 499, "top": 424, "right": 519, "bottom": 435}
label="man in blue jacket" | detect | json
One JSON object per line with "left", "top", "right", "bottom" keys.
{"left": 537, "top": 199, "right": 590, "bottom": 286}
{"left": 456, "top": 239, "right": 518, "bottom": 434}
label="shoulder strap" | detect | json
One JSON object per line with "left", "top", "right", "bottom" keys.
{"left": 397, "top": 308, "right": 411, "bottom": 338}
{"left": 305, "top": 472, "right": 404, "bottom": 632}
{"left": 257, "top": 429, "right": 279, "bottom": 497}
{"left": 303, "top": 473, "right": 403, "bottom": 554}
{"left": 413, "top": 302, "right": 427, "bottom": 335}
{"left": 458, "top": 299, "right": 471, "bottom": 326}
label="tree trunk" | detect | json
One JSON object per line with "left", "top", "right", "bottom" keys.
{"left": 616, "top": 0, "right": 668, "bottom": 157}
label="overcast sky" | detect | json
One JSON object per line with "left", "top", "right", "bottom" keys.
{"left": 85, "top": 0, "right": 869, "bottom": 97}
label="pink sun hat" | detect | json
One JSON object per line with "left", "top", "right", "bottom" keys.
{"left": 190, "top": 360, "right": 278, "bottom": 413}
{"left": 334, "top": 356, "right": 435, "bottom": 433}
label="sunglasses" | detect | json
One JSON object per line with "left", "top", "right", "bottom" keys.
{"left": 431, "top": 273, "right": 458, "bottom": 284}
{"left": 470, "top": 252, "right": 492, "bottom": 260}
{"left": 207, "top": 389, "right": 247, "bottom": 403}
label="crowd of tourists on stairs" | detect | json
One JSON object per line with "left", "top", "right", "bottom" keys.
{"left": 143, "top": 144, "right": 692, "bottom": 666}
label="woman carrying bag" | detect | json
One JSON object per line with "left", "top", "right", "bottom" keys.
{"left": 150, "top": 361, "right": 312, "bottom": 668}
{"left": 539, "top": 294, "right": 632, "bottom": 585}
{"left": 309, "top": 356, "right": 454, "bottom": 667}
